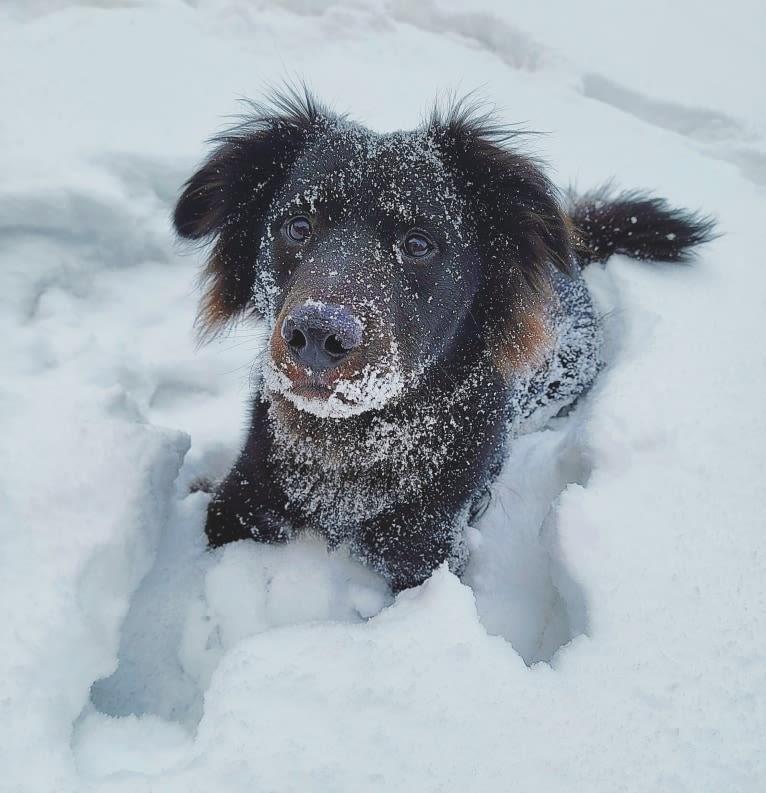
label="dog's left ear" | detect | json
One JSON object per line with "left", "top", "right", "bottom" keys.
{"left": 428, "top": 101, "right": 575, "bottom": 374}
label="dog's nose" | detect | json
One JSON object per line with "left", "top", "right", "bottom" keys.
{"left": 280, "top": 303, "right": 363, "bottom": 370}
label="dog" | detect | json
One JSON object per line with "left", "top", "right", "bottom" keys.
{"left": 174, "top": 89, "right": 714, "bottom": 592}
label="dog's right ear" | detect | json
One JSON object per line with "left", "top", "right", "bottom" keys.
{"left": 173, "top": 89, "right": 330, "bottom": 337}
{"left": 173, "top": 138, "right": 260, "bottom": 242}
{"left": 427, "top": 97, "right": 575, "bottom": 377}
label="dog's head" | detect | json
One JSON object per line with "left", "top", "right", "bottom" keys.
{"left": 174, "top": 89, "right": 574, "bottom": 418}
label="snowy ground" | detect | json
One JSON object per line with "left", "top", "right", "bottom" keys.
{"left": 2, "top": 1, "right": 765, "bottom": 790}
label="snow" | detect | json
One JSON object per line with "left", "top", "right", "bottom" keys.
{"left": 1, "top": 1, "right": 765, "bottom": 791}
{"left": 264, "top": 348, "right": 408, "bottom": 417}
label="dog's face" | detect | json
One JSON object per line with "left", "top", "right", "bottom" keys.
{"left": 174, "top": 91, "right": 574, "bottom": 418}
{"left": 257, "top": 127, "right": 484, "bottom": 417}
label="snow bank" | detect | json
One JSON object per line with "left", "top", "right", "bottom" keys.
{"left": 1, "top": 1, "right": 765, "bottom": 791}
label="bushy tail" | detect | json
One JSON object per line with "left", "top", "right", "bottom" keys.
{"left": 569, "top": 185, "right": 717, "bottom": 265}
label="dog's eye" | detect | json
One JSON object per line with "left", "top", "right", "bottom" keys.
{"left": 403, "top": 231, "right": 435, "bottom": 258}
{"left": 285, "top": 216, "right": 312, "bottom": 242}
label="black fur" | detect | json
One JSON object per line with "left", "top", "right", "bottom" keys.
{"left": 174, "top": 88, "right": 334, "bottom": 335}
{"left": 570, "top": 184, "right": 717, "bottom": 264}
{"left": 174, "top": 89, "right": 715, "bottom": 591}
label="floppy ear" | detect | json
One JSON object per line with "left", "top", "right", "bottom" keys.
{"left": 428, "top": 100, "right": 575, "bottom": 375}
{"left": 174, "top": 89, "right": 331, "bottom": 337}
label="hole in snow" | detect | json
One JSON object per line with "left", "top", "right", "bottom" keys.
{"left": 83, "top": 421, "right": 590, "bottom": 733}
{"left": 75, "top": 400, "right": 596, "bottom": 776}
{"left": 465, "top": 415, "right": 592, "bottom": 663}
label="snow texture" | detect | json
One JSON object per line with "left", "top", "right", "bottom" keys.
{"left": 1, "top": 1, "right": 765, "bottom": 791}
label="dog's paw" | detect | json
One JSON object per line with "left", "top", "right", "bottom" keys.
{"left": 205, "top": 496, "right": 288, "bottom": 547}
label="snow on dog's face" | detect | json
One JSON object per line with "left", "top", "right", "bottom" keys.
{"left": 174, "top": 90, "right": 574, "bottom": 418}
{"left": 257, "top": 127, "right": 482, "bottom": 418}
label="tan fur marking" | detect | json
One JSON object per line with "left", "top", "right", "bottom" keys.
{"left": 491, "top": 306, "right": 554, "bottom": 382}
{"left": 195, "top": 252, "right": 239, "bottom": 340}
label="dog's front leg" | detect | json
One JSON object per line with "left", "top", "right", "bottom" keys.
{"left": 205, "top": 398, "right": 287, "bottom": 547}
{"left": 205, "top": 466, "right": 287, "bottom": 547}
{"left": 353, "top": 506, "right": 468, "bottom": 593}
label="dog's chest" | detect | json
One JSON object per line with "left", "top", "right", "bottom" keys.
{"left": 267, "top": 404, "right": 453, "bottom": 541}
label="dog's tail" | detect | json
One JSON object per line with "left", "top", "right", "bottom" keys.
{"left": 569, "top": 185, "right": 717, "bottom": 266}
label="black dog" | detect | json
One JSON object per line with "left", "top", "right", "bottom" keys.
{"left": 174, "top": 89, "right": 714, "bottom": 592}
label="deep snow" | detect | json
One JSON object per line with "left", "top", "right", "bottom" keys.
{"left": 1, "top": 1, "right": 765, "bottom": 791}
